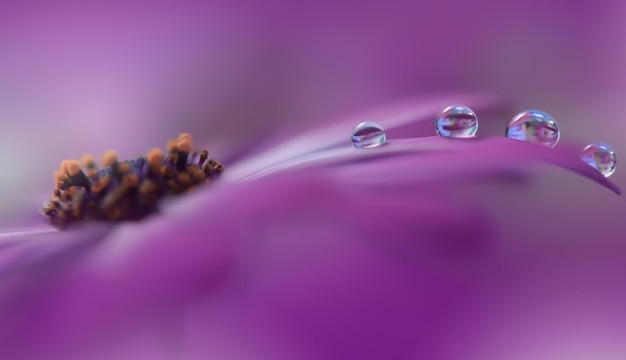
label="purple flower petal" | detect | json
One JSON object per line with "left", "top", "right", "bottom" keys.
{"left": 0, "top": 224, "right": 111, "bottom": 279}
{"left": 0, "top": 170, "right": 497, "bottom": 359}
{"left": 240, "top": 136, "right": 620, "bottom": 194}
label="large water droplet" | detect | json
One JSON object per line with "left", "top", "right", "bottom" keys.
{"left": 435, "top": 105, "right": 479, "bottom": 138}
{"left": 580, "top": 143, "right": 617, "bottom": 177}
{"left": 506, "top": 110, "right": 560, "bottom": 147}
{"left": 351, "top": 122, "right": 386, "bottom": 148}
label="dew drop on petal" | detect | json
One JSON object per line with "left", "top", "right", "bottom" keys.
{"left": 506, "top": 110, "right": 560, "bottom": 148}
{"left": 351, "top": 122, "right": 387, "bottom": 149}
{"left": 435, "top": 105, "right": 479, "bottom": 138}
{"left": 580, "top": 143, "right": 617, "bottom": 177}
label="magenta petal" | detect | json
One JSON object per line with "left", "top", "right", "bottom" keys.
{"left": 0, "top": 135, "right": 620, "bottom": 358}
{"left": 0, "top": 224, "right": 111, "bottom": 282}
{"left": 335, "top": 137, "right": 621, "bottom": 195}
{"left": 0, "top": 171, "right": 496, "bottom": 360}
{"left": 184, "top": 182, "right": 495, "bottom": 359}
{"left": 240, "top": 136, "right": 620, "bottom": 194}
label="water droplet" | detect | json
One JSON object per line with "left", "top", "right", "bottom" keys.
{"left": 580, "top": 143, "right": 617, "bottom": 177}
{"left": 506, "top": 110, "right": 560, "bottom": 147}
{"left": 351, "top": 122, "right": 386, "bottom": 148}
{"left": 436, "top": 105, "right": 479, "bottom": 138}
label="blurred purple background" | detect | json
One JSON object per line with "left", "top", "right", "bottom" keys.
{"left": 0, "top": 0, "right": 624, "bottom": 221}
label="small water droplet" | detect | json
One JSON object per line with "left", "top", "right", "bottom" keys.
{"left": 351, "top": 122, "right": 386, "bottom": 148}
{"left": 436, "top": 105, "right": 479, "bottom": 138}
{"left": 580, "top": 143, "right": 617, "bottom": 177}
{"left": 506, "top": 110, "right": 560, "bottom": 147}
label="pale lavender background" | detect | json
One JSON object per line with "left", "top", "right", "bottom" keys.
{"left": 0, "top": 0, "right": 624, "bottom": 223}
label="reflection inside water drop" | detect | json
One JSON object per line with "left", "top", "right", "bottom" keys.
{"left": 580, "top": 143, "right": 617, "bottom": 177}
{"left": 506, "top": 110, "right": 560, "bottom": 148}
{"left": 436, "top": 105, "right": 479, "bottom": 138}
{"left": 351, "top": 122, "right": 386, "bottom": 149}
